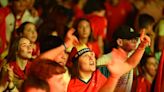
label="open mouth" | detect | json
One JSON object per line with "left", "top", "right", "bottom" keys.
{"left": 28, "top": 50, "right": 33, "bottom": 53}
{"left": 59, "top": 62, "right": 65, "bottom": 66}
{"left": 89, "top": 61, "right": 94, "bottom": 65}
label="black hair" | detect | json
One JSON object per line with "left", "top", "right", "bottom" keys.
{"left": 138, "top": 13, "right": 155, "bottom": 29}
{"left": 83, "top": 0, "right": 105, "bottom": 14}
{"left": 40, "top": 35, "right": 64, "bottom": 53}
{"left": 6, "top": 36, "right": 24, "bottom": 61}
{"left": 140, "top": 53, "right": 156, "bottom": 68}
{"left": 16, "top": 22, "right": 35, "bottom": 36}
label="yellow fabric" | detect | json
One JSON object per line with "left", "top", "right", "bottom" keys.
{"left": 159, "top": 19, "right": 164, "bottom": 36}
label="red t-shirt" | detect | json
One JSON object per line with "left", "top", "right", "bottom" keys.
{"left": 9, "top": 61, "right": 32, "bottom": 80}
{"left": 32, "top": 43, "right": 40, "bottom": 58}
{"left": 87, "top": 42, "right": 101, "bottom": 58}
{"left": 132, "top": 75, "right": 151, "bottom": 92}
{"left": 105, "top": 1, "right": 133, "bottom": 42}
{"left": 67, "top": 69, "right": 107, "bottom": 92}
{"left": 73, "top": 5, "right": 85, "bottom": 20}
{"left": 85, "top": 14, "right": 107, "bottom": 40}
{"left": 0, "top": 6, "right": 10, "bottom": 54}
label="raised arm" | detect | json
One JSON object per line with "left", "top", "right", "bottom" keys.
{"left": 99, "top": 30, "right": 150, "bottom": 92}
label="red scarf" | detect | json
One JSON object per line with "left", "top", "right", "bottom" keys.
{"left": 9, "top": 61, "right": 31, "bottom": 80}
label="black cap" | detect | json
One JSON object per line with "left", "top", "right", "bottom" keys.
{"left": 113, "top": 25, "right": 140, "bottom": 40}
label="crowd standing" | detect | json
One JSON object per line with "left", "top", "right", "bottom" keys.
{"left": 0, "top": 0, "right": 164, "bottom": 92}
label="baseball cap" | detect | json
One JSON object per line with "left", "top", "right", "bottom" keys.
{"left": 113, "top": 25, "right": 140, "bottom": 40}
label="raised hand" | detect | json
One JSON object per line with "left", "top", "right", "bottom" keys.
{"left": 64, "top": 28, "right": 79, "bottom": 48}
{"left": 106, "top": 56, "right": 132, "bottom": 78}
{"left": 140, "top": 29, "right": 151, "bottom": 47}
{"left": 107, "top": 30, "right": 151, "bottom": 79}
{"left": 7, "top": 65, "right": 14, "bottom": 82}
